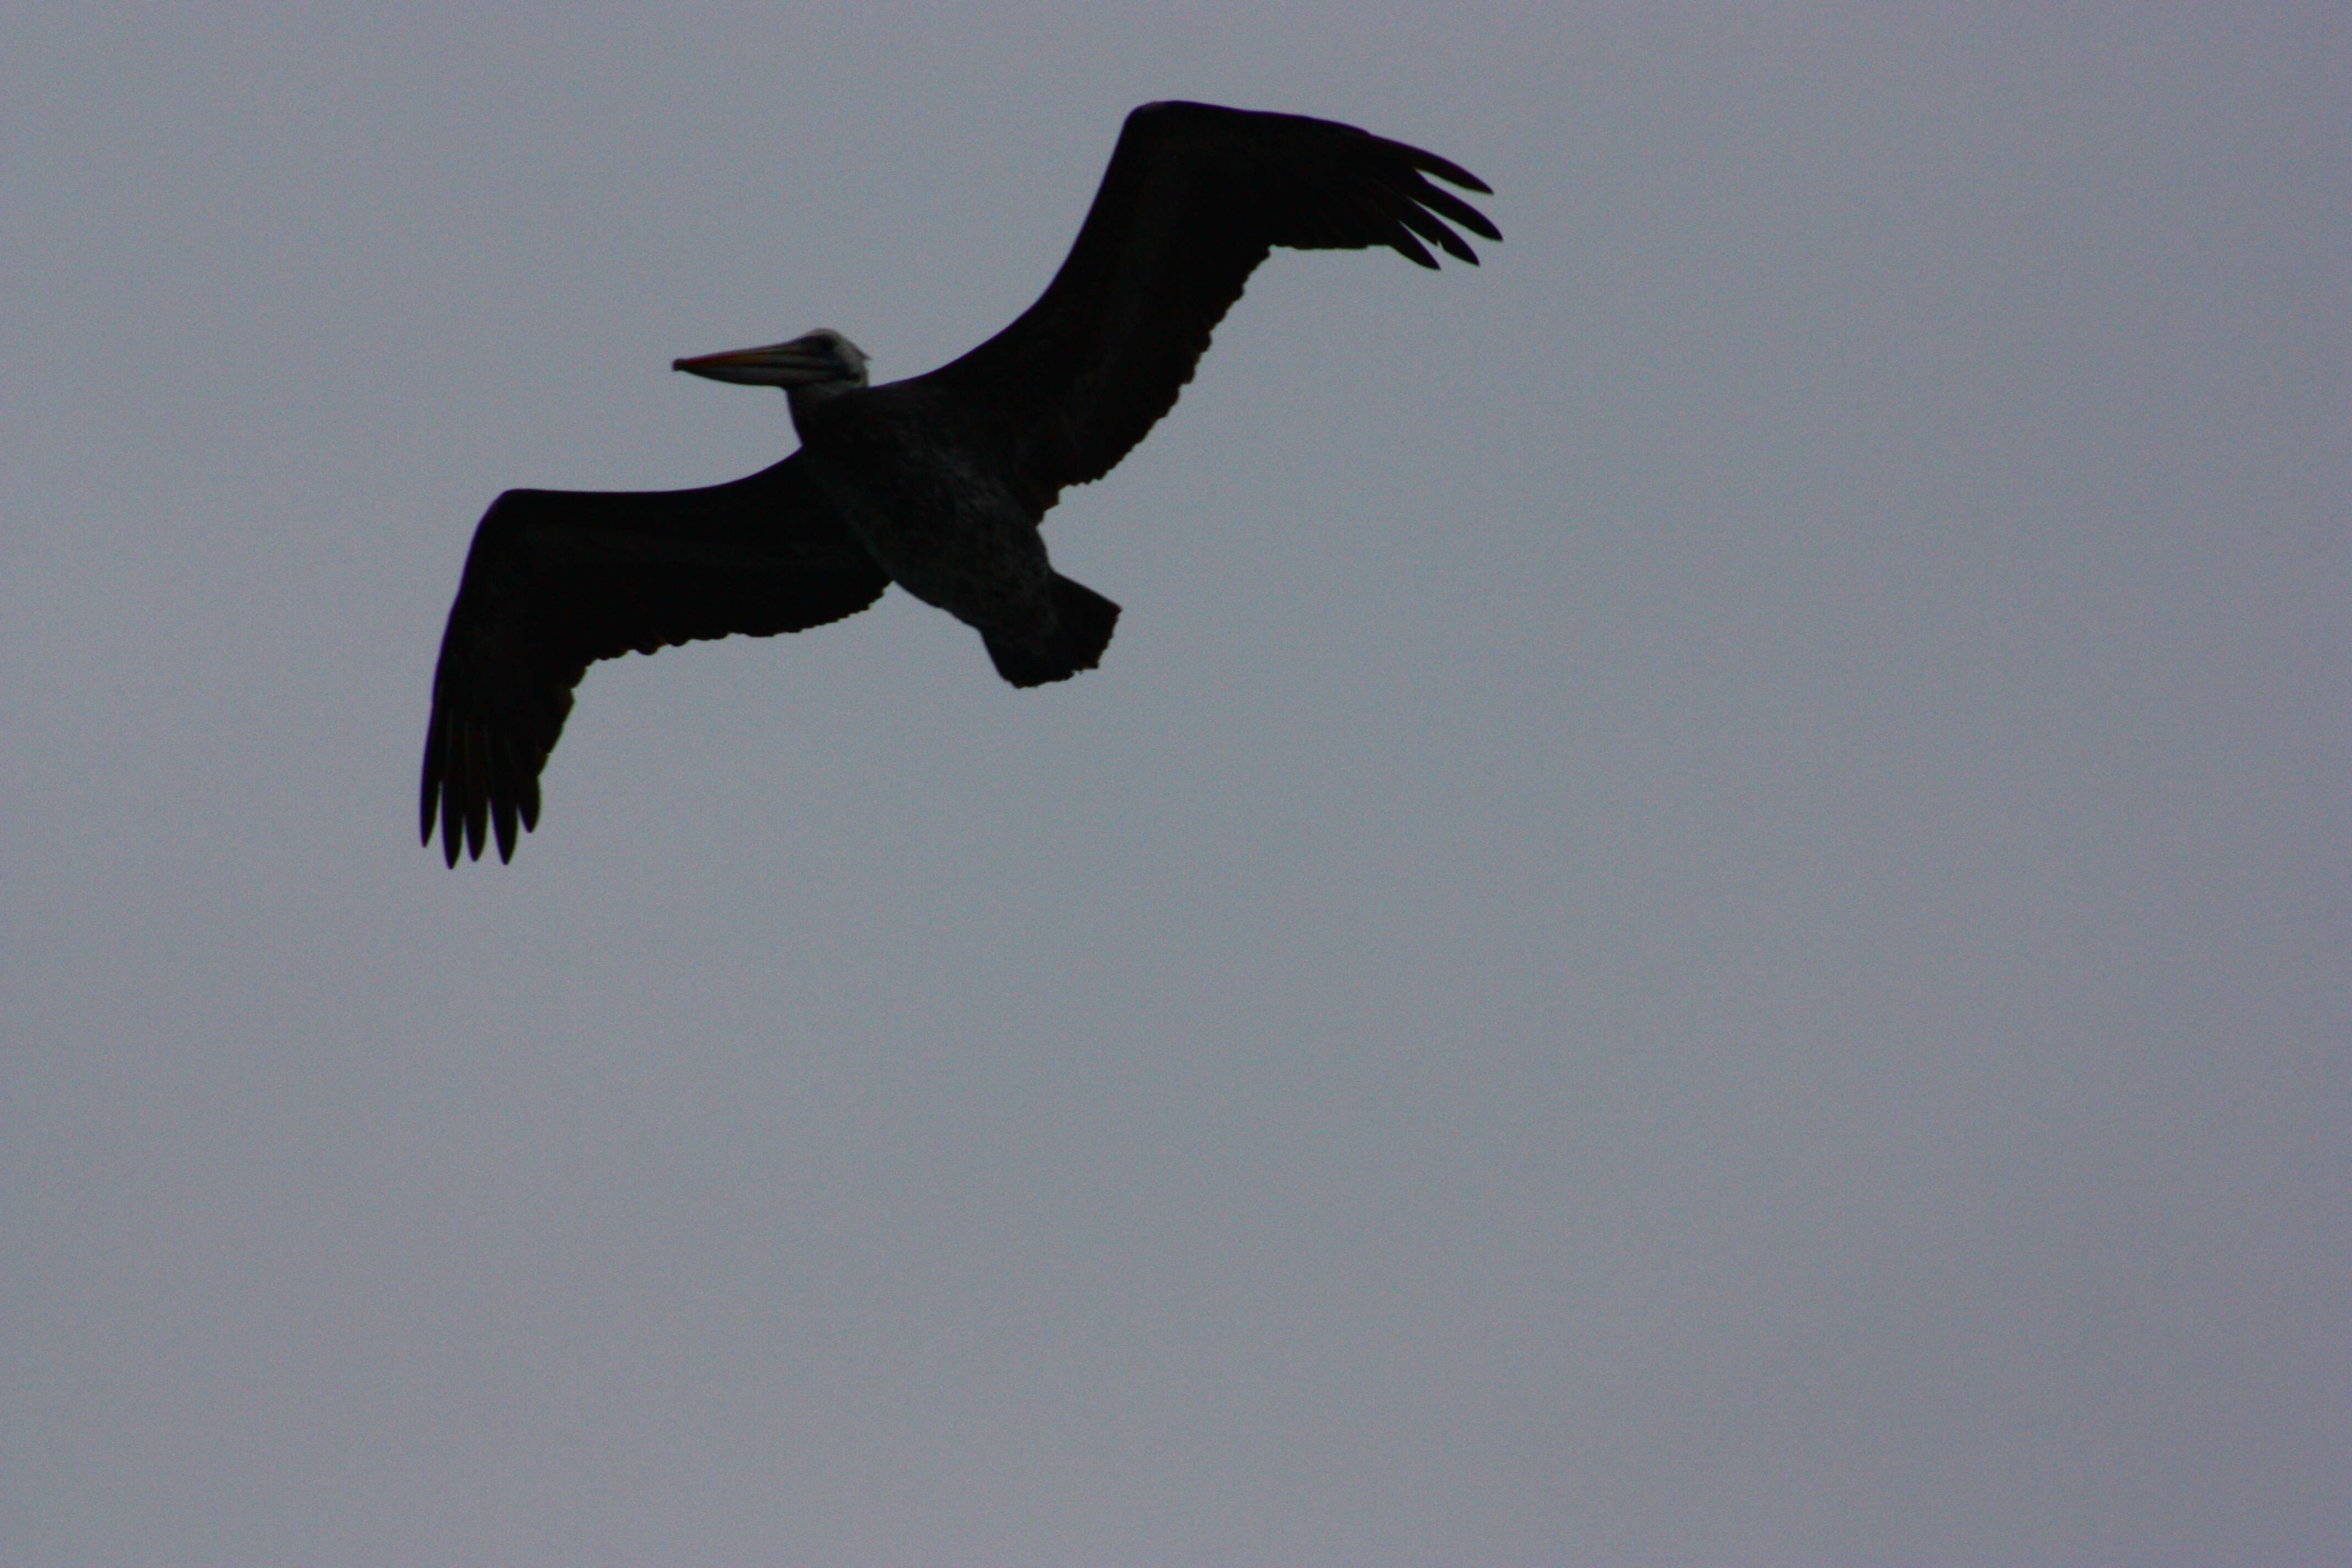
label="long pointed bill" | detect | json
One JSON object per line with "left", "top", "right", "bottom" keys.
{"left": 671, "top": 339, "right": 841, "bottom": 386}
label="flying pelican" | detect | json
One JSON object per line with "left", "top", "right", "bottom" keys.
{"left": 421, "top": 101, "right": 1498, "bottom": 864}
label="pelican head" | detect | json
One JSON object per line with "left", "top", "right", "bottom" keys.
{"left": 672, "top": 328, "right": 869, "bottom": 397}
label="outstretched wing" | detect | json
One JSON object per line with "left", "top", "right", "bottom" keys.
{"left": 910, "top": 101, "right": 1498, "bottom": 509}
{"left": 420, "top": 453, "right": 889, "bottom": 864}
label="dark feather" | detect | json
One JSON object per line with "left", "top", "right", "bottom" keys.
{"left": 914, "top": 102, "right": 1498, "bottom": 506}
{"left": 419, "top": 454, "right": 888, "bottom": 864}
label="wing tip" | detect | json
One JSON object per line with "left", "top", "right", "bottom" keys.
{"left": 1420, "top": 157, "right": 1494, "bottom": 198}
{"left": 420, "top": 710, "right": 540, "bottom": 866}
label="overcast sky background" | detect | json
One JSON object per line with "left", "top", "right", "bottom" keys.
{"left": 3, "top": 4, "right": 2343, "bottom": 1565}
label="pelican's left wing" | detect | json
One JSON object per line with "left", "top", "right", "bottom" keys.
{"left": 420, "top": 453, "right": 888, "bottom": 864}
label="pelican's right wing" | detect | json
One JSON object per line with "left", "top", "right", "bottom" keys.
{"left": 912, "top": 102, "right": 1498, "bottom": 510}
{"left": 420, "top": 453, "right": 889, "bottom": 864}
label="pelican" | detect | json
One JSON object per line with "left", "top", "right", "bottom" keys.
{"left": 421, "top": 101, "right": 1498, "bottom": 863}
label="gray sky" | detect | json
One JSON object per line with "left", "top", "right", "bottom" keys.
{"left": 3, "top": 3, "right": 2342, "bottom": 1564}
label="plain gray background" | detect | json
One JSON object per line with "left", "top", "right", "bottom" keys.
{"left": 4, "top": 3, "right": 2342, "bottom": 1564}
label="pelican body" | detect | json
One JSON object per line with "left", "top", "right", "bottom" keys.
{"left": 683, "top": 334, "right": 1121, "bottom": 688}
{"left": 421, "top": 101, "right": 1499, "bottom": 863}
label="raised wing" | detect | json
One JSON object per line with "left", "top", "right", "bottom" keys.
{"left": 912, "top": 101, "right": 1498, "bottom": 509}
{"left": 420, "top": 454, "right": 889, "bottom": 864}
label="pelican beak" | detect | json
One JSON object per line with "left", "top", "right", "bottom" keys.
{"left": 672, "top": 336, "right": 842, "bottom": 387}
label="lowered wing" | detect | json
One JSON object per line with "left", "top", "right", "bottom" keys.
{"left": 420, "top": 454, "right": 889, "bottom": 864}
